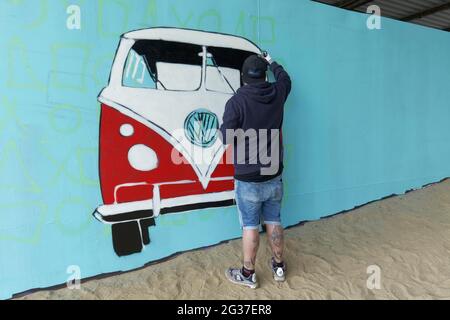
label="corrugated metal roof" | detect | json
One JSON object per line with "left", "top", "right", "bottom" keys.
{"left": 314, "top": 0, "right": 450, "bottom": 32}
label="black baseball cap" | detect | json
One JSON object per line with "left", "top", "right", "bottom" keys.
{"left": 242, "top": 55, "right": 268, "bottom": 84}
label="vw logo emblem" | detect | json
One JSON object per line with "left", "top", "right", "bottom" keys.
{"left": 184, "top": 109, "right": 219, "bottom": 148}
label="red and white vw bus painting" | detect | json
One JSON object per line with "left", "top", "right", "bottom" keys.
{"left": 94, "top": 27, "right": 262, "bottom": 256}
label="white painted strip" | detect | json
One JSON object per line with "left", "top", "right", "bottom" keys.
{"left": 114, "top": 182, "right": 149, "bottom": 204}
{"left": 113, "top": 180, "right": 197, "bottom": 203}
{"left": 95, "top": 190, "right": 235, "bottom": 220}
{"left": 209, "top": 176, "right": 234, "bottom": 182}
{"left": 152, "top": 184, "right": 161, "bottom": 218}
{"left": 123, "top": 28, "right": 261, "bottom": 54}
{"left": 161, "top": 190, "right": 234, "bottom": 211}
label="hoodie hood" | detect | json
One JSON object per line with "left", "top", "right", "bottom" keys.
{"left": 237, "top": 82, "right": 277, "bottom": 104}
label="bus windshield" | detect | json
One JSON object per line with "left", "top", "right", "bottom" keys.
{"left": 123, "top": 40, "right": 255, "bottom": 94}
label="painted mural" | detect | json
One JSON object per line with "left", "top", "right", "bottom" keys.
{"left": 1, "top": 0, "right": 450, "bottom": 299}
{"left": 96, "top": 27, "right": 261, "bottom": 256}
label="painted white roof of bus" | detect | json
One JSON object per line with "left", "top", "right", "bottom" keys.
{"left": 123, "top": 28, "right": 261, "bottom": 53}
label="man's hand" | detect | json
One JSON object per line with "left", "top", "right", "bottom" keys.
{"left": 259, "top": 51, "right": 274, "bottom": 65}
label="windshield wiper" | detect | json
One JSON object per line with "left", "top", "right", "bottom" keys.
{"left": 209, "top": 55, "right": 236, "bottom": 94}
{"left": 142, "top": 55, "right": 167, "bottom": 90}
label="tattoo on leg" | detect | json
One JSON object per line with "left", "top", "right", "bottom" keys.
{"left": 271, "top": 227, "right": 284, "bottom": 246}
{"left": 248, "top": 238, "right": 259, "bottom": 269}
{"left": 270, "top": 226, "right": 284, "bottom": 262}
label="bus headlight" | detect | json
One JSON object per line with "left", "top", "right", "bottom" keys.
{"left": 120, "top": 124, "right": 134, "bottom": 137}
{"left": 128, "top": 144, "right": 158, "bottom": 171}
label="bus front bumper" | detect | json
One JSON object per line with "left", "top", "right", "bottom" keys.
{"left": 94, "top": 190, "right": 235, "bottom": 224}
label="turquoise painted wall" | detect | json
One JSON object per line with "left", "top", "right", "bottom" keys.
{"left": 1, "top": 0, "right": 450, "bottom": 299}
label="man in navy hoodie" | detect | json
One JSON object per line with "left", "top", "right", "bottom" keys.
{"left": 220, "top": 52, "right": 292, "bottom": 289}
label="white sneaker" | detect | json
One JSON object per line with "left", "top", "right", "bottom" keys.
{"left": 270, "top": 258, "right": 286, "bottom": 282}
{"left": 225, "top": 268, "right": 258, "bottom": 289}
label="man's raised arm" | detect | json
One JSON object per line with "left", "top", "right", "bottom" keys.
{"left": 261, "top": 52, "right": 292, "bottom": 102}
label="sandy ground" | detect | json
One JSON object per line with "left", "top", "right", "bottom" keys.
{"left": 17, "top": 180, "right": 450, "bottom": 300}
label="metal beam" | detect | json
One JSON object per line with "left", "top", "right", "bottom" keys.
{"left": 336, "top": 0, "right": 373, "bottom": 10}
{"left": 346, "top": 0, "right": 374, "bottom": 10}
{"left": 400, "top": 2, "right": 450, "bottom": 21}
{"left": 335, "top": 0, "right": 360, "bottom": 8}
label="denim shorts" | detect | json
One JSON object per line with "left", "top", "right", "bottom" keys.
{"left": 235, "top": 175, "right": 283, "bottom": 230}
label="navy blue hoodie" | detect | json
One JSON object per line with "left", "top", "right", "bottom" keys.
{"left": 219, "top": 62, "right": 292, "bottom": 182}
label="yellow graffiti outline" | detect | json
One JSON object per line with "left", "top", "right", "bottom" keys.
{"left": 7, "top": 37, "right": 46, "bottom": 92}
{"left": 252, "top": 15, "right": 277, "bottom": 45}
{"left": 75, "top": 147, "right": 100, "bottom": 187}
{"left": 50, "top": 43, "right": 91, "bottom": 93}
{"left": 197, "top": 9, "right": 222, "bottom": 31}
{"left": 48, "top": 103, "right": 83, "bottom": 134}
{"left": 235, "top": 11, "right": 247, "bottom": 38}
{"left": 0, "top": 96, "right": 31, "bottom": 135}
{"left": 6, "top": 0, "right": 49, "bottom": 29}
{"left": 170, "top": 5, "right": 193, "bottom": 28}
{"left": 145, "top": 0, "right": 158, "bottom": 26}
{"left": 26, "top": 0, "right": 48, "bottom": 29}
{"left": 97, "top": 0, "right": 130, "bottom": 38}
{"left": 0, "top": 140, "right": 42, "bottom": 194}
{"left": 0, "top": 201, "right": 47, "bottom": 244}
{"left": 36, "top": 141, "right": 98, "bottom": 188}
{"left": 54, "top": 197, "right": 93, "bottom": 235}
{"left": 92, "top": 53, "right": 115, "bottom": 87}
